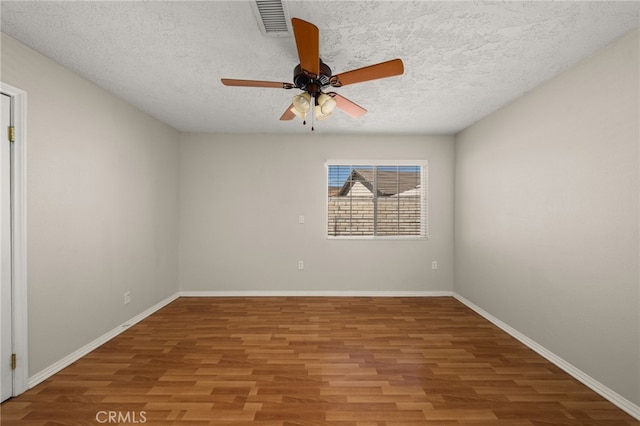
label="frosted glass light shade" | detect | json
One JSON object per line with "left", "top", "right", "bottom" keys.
{"left": 291, "top": 107, "right": 307, "bottom": 120}
{"left": 314, "top": 105, "right": 332, "bottom": 120}
{"left": 317, "top": 93, "right": 337, "bottom": 114}
{"left": 292, "top": 92, "right": 311, "bottom": 113}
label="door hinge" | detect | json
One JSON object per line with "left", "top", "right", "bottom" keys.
{"left": 8, "top": 126, "right": 15, "bottom": 143}
{"left": 11, "top": 354, "right": 16, "bottom": 370}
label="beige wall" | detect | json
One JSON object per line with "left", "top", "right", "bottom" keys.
{"left": 179, "top": 133, "right": 455, "bottom": 293}
{"left": 454, "top": 30, "right": 640, "bottom": 404}
{"left": 1, "top": 33, "right": 180, "bottom": 376}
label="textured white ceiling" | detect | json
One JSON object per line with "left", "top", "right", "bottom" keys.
{"left": 1, "top": 1, "right": 638, "bottom": 134}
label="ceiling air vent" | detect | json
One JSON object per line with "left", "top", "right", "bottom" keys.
{"left": 251, "top": 0, "right": 292, "bottom": 37}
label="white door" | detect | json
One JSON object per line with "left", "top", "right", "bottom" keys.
{"left": 1, "top": 93, "right": 13, "bottom": 402}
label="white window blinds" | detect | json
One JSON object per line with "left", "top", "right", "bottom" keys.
{"left": 327, "top": 163, "right": 427, "bottom": 238}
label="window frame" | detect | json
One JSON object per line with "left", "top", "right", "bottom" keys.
{"left": 325, "top": 160, "right": 429, "bottom": 240}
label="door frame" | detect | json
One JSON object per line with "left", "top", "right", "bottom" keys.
{"left": 1, "top": 82, "right": 28, "bottom": 397}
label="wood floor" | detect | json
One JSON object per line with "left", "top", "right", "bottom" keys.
{"left": 1, "top": 297, "right": 637, "bottom": 425}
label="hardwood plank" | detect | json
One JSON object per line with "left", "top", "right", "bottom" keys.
{"left": 1, "top": 297, "right": 637, "bottom": 425}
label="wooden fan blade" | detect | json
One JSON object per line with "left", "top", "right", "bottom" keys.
{"left": 280, "top": 104, "right": 295, "bottom": 121}
{"left": 221, "top": 79, "right": 294, "bottom": 89}
{"left": 332, "top": 93, "right": 367, "bottom": 118}
{"left": 291, "top": 18, "right": 320, "bottom": 77}
{"left": 331, "top": 59, "right": 404, "bottom": 87}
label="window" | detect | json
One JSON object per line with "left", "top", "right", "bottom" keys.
{"left": 327, "top": 162, "right": 427, "bottom": 238}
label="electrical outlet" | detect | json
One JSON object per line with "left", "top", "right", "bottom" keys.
{"left": 432, "top": 261, "right": 438, "bottom": 270}
{"left": 298, "top": 215, "right": 305, "bottom": 224}
{"left": 124, "top": 291, "right": 131, "bottom": 305}
{"left": 298, "top": 260, "right": 304, "bottom": 270}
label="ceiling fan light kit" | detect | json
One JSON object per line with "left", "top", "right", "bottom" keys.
{"left": 290, "top": 92, "right": 336, "bottom": 122}
{"left": 221, "top": 17, "right": 404, "bottom": 130}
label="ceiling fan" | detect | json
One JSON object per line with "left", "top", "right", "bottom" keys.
{"left": 221, "top": 18, "right": 404, "bottom": 129}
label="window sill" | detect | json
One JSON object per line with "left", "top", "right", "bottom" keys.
{"left": 327, "top": 236, "right": 428, "bottom": 241}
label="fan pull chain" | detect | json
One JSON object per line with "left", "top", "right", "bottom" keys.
{"left": 311, "top": 96, "right": 315, "bottom": 131}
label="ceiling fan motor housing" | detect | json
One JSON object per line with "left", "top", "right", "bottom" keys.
{"left": 293, "top": 59, "right": 332, "bottom": 94}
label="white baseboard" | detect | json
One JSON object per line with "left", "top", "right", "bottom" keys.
{"left": 28, "top": 292, "right": 180, "bottom": 389}
{"left": 453, "top": 292, "right": 640, "bottom": 421}
{"left": 180, "top": 290, "right": 453, "bottom": 297}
